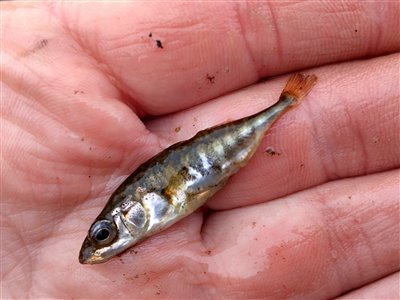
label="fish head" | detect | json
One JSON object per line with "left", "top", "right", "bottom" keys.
{"left": 79, "top": 198, "right": 149, "bottom": 264}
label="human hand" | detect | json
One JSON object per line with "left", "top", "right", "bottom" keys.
{"left": 2, "top": 2, "right": 399, "bottom": 299}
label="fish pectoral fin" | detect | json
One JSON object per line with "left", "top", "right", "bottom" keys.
{"left": 186, "top": 176, "right": 229, "bottom": 195}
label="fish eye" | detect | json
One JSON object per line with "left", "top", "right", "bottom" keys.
{"left": 90, "top": 219, "right": 116, "bottom": 245}
{"left": 95, "top": 228, "right": 110, "bottom": 241}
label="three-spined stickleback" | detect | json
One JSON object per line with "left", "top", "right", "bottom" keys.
{"left": 79, "top": 73, "right": 317, "bottom": 264}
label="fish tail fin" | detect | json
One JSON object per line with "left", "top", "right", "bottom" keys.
{"left": 242, "top": 73, "right": 317, "bottom": 133}
{"left": 281, "top": 73, "right": 318, "bottom": 104}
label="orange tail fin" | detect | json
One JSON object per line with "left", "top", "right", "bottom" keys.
{"left": 281, "top": 73, "right": 318, "bottom": 103}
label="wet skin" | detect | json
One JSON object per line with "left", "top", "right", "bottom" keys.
{"left": 2, "top": 2, "right": 399, "bottom": 299}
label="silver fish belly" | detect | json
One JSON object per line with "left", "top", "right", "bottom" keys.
{"left": 79, "top": 73, "right": 317, "bottom": 264}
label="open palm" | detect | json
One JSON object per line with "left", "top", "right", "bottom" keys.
{"left": 2, "top": 2, "right": 399, "bottom": 299}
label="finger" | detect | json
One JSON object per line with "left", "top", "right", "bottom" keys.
{"left": 3, "top": 2, "right": 399, "bottom": 115}
{"left": 148, "top": 53, "right": 400, "bottom": 210}
{"left": 196, "top": 170, "right": 399, "bottom": 299}
{"left": 335, "top": 272, "right": 399, "bottom": 299}
{"left": 61, "top": 168, "right": 399, "bottom": 299}
{"left": 4, "top": 161, "right": 399, "bottom": 298}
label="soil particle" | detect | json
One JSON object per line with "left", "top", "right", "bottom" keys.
{"left": 156, "top": 40, "right": 163, "bottom": 49}
{"left": 206, "top": 73, "right": 216, "bottom": 84}
{"left": 265, "top": 147, "right": 281, "bottom": 156}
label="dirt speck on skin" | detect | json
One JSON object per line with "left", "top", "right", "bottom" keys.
{"left": 21, "top": 39, "right": 49, "bottom": 57}
{"left": 265, "top": 147, "right": 280, "bottom": 156}
{"left": 174, "top": 126, "right": 181, "bottom": 133}
{"left": 38, "top": 39, "right": 48, "bottom": 49}
{"left": 148, "top": 32, "right": 164, "bottom": 49}
{"left": 33, "top": 39, "right": 48, "bottom": 52}
{"left": 206, "top": 73, "right": 216, "bottom": 84}
{"left": 354, "top": 29, "right": 358, "bottom": 33}
{"left": 156, "top": 40, "right": 163, "bottom": 49}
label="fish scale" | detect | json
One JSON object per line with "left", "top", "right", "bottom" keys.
{"left": 79, "top": 73, "right": 317, "bottom": 264}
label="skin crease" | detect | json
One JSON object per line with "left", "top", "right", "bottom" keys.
{"left": 1, "top": 1, "right": 399, "bottom": 299}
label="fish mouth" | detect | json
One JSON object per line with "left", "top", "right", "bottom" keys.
{"left": 79, "top": 252, "right": 97, "bottom": 264}
{"left": 79, "top": 250, "right": 99, "bottom": 264}
{"left": 78, "top": 236, "right": 110, "bottom": 265}
{"left": 79, "top": 253, "right": 109, "bottom": 264}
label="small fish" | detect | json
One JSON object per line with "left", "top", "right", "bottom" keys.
{"left": 79, "top": 73, "right": 317, "bottom": 264}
